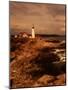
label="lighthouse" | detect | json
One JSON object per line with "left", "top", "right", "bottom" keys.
{"left": 32, "top": 24, "right": 35, "bottom": 38}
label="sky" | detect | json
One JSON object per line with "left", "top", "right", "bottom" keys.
{"left": 10, "top": 1, "right": 66, "bottom": 35}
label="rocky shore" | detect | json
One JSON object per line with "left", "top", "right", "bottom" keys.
{"left": 10, "top": 37, "right": 66, "bottom": 88}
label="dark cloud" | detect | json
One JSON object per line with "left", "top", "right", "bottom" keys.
{"left": 46, "top": 5, "right": 65, "bottom": 17}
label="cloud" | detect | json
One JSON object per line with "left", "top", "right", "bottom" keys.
{"left": 10, "top": 1, "right": 66, "bottom": 35}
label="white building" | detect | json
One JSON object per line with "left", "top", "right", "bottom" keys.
{"left": 14, "top": 35, "right": 18, "bottom": 38}
{"left": 23, "top": 32, "right": 28, "bottom": 38}
{"left": 19, "top": 32, "right": 28, "bottom": 38}
{"left": 32, "top": 25, "right": 35, "bottom": 38}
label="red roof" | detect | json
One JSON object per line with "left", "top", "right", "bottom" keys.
{"left": 19, "top": 32, "right": 29, "bottom": 35}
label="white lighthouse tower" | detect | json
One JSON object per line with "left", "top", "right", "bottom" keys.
{"left": 32, "top": 24, "right": 35, "bottom": 38}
